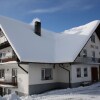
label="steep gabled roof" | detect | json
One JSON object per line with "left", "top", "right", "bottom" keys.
{"left": 0, "top": 16, "right": 99, "bottom": 63}
{"left": 55, "top": 20, "right": 100, "bottom": 63}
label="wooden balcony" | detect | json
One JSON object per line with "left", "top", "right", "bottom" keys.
{"left": 0, "top": 81, "right": 17, "bottom": 86}
{"left": 0, "top": 55, "right": 17, "bottom": 63}
{"left": 0, "top": 41, "right": 10, "bottom": 49}
{"left": 75, "top": 56, "right": 100, "bottom": 64}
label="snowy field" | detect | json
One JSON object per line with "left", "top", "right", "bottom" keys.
{"left": 1, "top": 82, "right": 100, "bottom": 100}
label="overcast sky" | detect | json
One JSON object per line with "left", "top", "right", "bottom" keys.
{"left": 0, "top": 0, "right": 100, "bottom": 32}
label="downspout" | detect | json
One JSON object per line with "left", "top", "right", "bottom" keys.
{"left": 59, "top": 64, "right": 71, "bottom": 88}
{"left": 17, "top": 62, "right": 28, "bottom": 74}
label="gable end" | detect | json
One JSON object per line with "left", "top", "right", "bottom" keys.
{"left": 73, "top": 23, "right": 100, "bottom": 62}
{"left": 95, "top": 24, "right": 100, "bottom": 41}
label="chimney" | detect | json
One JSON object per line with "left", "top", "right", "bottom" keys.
{"left": 34, "top": 21, "right": 41, "bottom": 36}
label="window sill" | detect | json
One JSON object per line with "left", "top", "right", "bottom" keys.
{"left": 41, "top": 78, "right": 53, "bottom": 81}
{"left": 77, "top": 77, "right": 81, "bottom": 78}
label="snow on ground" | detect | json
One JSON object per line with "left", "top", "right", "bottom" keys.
{"left": 1, "top": 82, "right": 100, "bottom": 100}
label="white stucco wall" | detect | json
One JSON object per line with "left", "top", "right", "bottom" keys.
{"left": 0, "top": 47, "right": 13, "bottom": 59}
{"left": 0, "top": 36, "right": 7, "bottom": 44}
{"left": 29, "top": 64, "right": 57, "bottom": 85}
{"left": 0, "top": 63, "right": 29, "bottom": 94}
{"left": 17, "top": 64, "right": 29, "bottom": 94}
{"left": 71, "top": 64, "right": 99, "bottom": 83}
{"left": 56, "top": 64, "right": 70, "bottom": 83}
{"left": 80, "top": 32, "right": 100, "bottom": 58}
{"left": 71, "top": 32, "right": 100, "bottom": 83}
{"left": 29, "top": 63, "right": 70, "bottom": 85}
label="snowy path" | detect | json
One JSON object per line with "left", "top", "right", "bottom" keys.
{"left": 2, "top": 82, "right": 100, "bottom": 100}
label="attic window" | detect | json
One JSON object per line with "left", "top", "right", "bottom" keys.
{"left": 92, "top": 51, "right": 95, "bottom": 58}
{"left": 83, "top": 49, "right": 87, "bottom": 57}
{"left": 91, "top": 35, "right": 95, "bottom": 43}
{"left": 92, "top": 51, "right": 95, "bottom": 62}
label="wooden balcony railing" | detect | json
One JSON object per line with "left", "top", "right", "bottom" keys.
{"left": 0, "top": 80, "right": 17, "bottom": 86}
{"left": 75, "top": 57, "right": 100, "bottom": 64}
{"left": 0, "top": 55, "right": 17, "bottom": 63}
{"left": 0, "top": 41, "right": 10, "bottom": 49}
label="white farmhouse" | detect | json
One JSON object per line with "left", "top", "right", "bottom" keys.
{"left": 0, "top": 16, "right": 100, "bottom": 96}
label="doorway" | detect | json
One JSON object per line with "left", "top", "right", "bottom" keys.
{"left": 99, "top": 66, "right": 100, "bottom": 80}
{"left": 0, "top": 87, "right": 3, "bottom": 96}
{"left": 91, "top": 67, "right": 98, "bottom": 82}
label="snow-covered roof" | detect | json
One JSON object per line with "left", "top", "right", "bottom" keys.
{"left": 0, "top": 16, "right": 99, "bottom": 63}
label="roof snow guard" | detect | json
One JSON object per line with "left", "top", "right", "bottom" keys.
{"left": 0, "top": 16, "right": 99, "bottom": 63}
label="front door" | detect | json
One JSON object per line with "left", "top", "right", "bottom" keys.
{"left": 0, "top": 87, "right": 3, "bottom": 96}
{"left": 99, "top": 66, "right": 100, "bottom": 80}
{"left": 91, "top": 67, "right": 98, "bottom": 82}
{"left": 12, "top": 68, "right": 17, "bottom": 86}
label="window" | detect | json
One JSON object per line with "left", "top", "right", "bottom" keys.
{"left": 12, "top": 68, "right": 17, "bottom": 85}
{"left": 0, "top": 53, "right": 2, "bottom": 58}
{"left": 2, "top": 52, "right": 6, "bottom": 58}
{"left": 83, "top": 49, "right": 87, "bottom": 57}
{"left": 8, "top": 89, "right": 11, "bottom": 94}
{"left": 0, "top": 69, "right": 5, "bottom": 78}
{"left": 91, "top": 35, "right": 95, "bottom": 43}
{"left": 92, "top": 51, "right": 95, "bottom": 62}
{"left": 77, "top": 68, "right": 81, "bottom": 78}
{"left": 41, "top": 68, "right": 53, "bottom": 80}
{"left": 84, "top": 68, "right": 88, "bottom": 77}
{"left": 92, "top": 51, "right": 95, "bottom": 58}
{"left": 12, "top": 68, "right": 17, "bottom": 77}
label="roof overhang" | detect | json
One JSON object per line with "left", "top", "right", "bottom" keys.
{"left": 95, "top": 24, "right": 100, "bottom": 40}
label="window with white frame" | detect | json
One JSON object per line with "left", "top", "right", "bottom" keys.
{"left": 84, "top": 68, "right": 88, "bottom": 77}
{"left": 77, "top": 68, "right": 81, "bottom": 78}
{"left": 0, "top": 53, "right": 2, "bottom": 58}
{"left": 2, "top": 52, "right": 6, "bottom": 58}
{"left": 0, "top": 52, "right": 9, "bottom": 59}
{"left": 91, "top": 35, "right": 95, "bottom": 43}
{"left": 0, "top": 69, "right": 5, "bottom": 78}
{"left": 41, "top": 68, "right": 53, "bottom": 80}
{"left": 92, "top": 51, "right": 95, "bottom": 62}
{"left": 83, "top": 49, "right": 87, "bottom": 57}
{"left": 92, "top": 51, "right": 95, "bottom": 58}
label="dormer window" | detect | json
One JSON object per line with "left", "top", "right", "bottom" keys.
{"left": 91, "top": 35, "right": 95, "bottom": 43}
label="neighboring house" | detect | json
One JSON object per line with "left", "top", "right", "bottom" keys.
{"left": 0, "top": 16, "right": 100, "bottom": 96}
